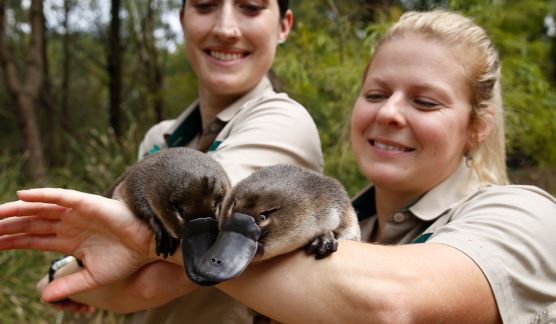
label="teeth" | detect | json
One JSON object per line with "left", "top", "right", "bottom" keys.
{"left": 210, "top": 50, "right": 242, "bottom": 61}
{"left": 374, "top": 141, "right": 409, "bottom": 152}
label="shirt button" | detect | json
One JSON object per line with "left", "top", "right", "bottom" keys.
{"left": 392, "top": 212, "right": 406, "bottom": 223}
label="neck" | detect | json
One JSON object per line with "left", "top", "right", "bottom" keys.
{"left": 197, "top": 86, "right": 241, "bottom": 130}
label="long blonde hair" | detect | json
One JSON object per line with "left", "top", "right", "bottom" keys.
{"left": 370, "top": 10, "right": 508, "bottom": 184}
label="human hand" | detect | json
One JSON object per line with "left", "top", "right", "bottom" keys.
{"left": 0, "top": 188, "right": 159, "bottom": 302}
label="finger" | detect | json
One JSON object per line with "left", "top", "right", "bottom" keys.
{"left": 17, "top": 188, "right": 105, "bottom": 209}
{"left": 0, "top": 233, "right": 72, "bottom": 254}
{"left": 49, "top": 299, "right": 96, "bottom": 314}
{"left": 0, "top": 216, "right": 59, "bottom": 235}
{"left": 42, "top": 270, "right": 99, "bottom": 303}
{"left": 0, "top": 200, "right": 69, "bottom": 219}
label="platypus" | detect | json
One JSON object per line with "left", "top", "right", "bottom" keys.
{"left": 187, "top": 164, "right": 361, "bottom": 285}
{"left": 106, "top": 147, "right": 230, "bottom": 259}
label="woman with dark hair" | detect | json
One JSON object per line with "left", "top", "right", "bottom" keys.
{"left": 31, "top": 0, "right": 322, "bottom": 322}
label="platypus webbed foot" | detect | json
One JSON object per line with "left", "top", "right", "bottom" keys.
{"left": 149, "top": 215, "right": 179, "bottom": 258}
{"left": 181, "top": 217, "right": 220, "bottom": 286}
{"left": 305, "top": 231, "right": 338, "bottom": 259}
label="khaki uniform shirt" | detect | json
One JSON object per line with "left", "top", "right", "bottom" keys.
{"left": 355, "top": 161, "right": 556, "bottom": 324}
{"left": 138, "top": 76, "right": 323, "bottom": 186}
{"left": 128, "top": 76, "right": 323, "bottom": 324}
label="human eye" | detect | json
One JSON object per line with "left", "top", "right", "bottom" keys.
{"left": 238, "top": 1, "right": 266, "bottom": 15}
{"left": 413, "top": 97, "right": 443, "bottom": 110}
{"left": 364, "top": 91, "right": 387, "bottom": 102}
{"left": 191, "top": 0, "right": 217, "bottom": 13}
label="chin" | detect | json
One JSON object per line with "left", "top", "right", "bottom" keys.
{"left": 362, "top": 165, "right": 406, "bottom": 186}
{"left": 208, "top": 77, "right": 253, "bottom": 96}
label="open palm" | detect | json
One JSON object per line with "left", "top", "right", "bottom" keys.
{"left": 0, "top": 188, "right": 158, "bottom": 302}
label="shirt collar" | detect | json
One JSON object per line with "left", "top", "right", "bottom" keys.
{"left": 409, "top": 159, "right": 481, "bottom": 221}
{"left": 352, "top": 159, "right": 481, "bottom": 222}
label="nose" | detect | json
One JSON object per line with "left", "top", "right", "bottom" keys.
{"left": 213, "top": 4, "right": 241, "bottom": 41}
{"left": 375, "top": 93, "right": 407, "bottom": 128}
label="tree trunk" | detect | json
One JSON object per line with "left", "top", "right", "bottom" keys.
{"left": 61, "top": 0, "right": 72, "bottom": 135}
{"left": 128, "top": 0, "right": 165, "bottom": 123}
{"left": 108, "top": 0, "right": 122, "bottom": 138}
{"left": 145, "top": 0, "right": 164, "bottom": 122}
{"left": 40, "top": 0, "right": 58, "bottom": 166}
{"left": 0, "top": 0, "right": 46, "bottom": 183}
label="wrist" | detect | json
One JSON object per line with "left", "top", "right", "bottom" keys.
{"left": 49, "top": 256, "right": 83, "bottom": 282}
{"left": 146, "top": 234, "right": 183, "bottom": 266}
{"left": 164, "top": 247, "right": 184, "bottom": 265}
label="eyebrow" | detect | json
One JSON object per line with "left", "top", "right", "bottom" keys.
{"left": 366, "top": 76, "right": 452, "bottom": 93}
{"left": 364, "top": 76, "right": 456, "bottom": 102}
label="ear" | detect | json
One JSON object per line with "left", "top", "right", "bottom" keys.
{"left": 277, "top": 9, "right": 294, "bottom": 44}
{"left": 179, "top": 8, "right": 185, "bottom": 28}
{"left": 466, "top": 106, "right": 494, "bottom": 150}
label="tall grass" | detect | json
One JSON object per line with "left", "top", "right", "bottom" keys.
{"left": 0, "top": 127, "right": 140, "bottom": 323}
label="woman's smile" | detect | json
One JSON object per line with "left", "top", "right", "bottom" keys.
{"left": 205, "top": 48, "right": 249, "bottom": 63}
{"left": 369, "top": 138, "right": 415, "bottom": 155}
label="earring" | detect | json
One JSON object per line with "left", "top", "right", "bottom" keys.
{"left": 465, "top": 151, "right": 473, "bottom": 168}
{"left": 278, "top": 39, "right": 285, "bottom": 47}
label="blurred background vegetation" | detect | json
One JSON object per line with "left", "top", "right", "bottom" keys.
{"left": 0, "top": 0, "right": 555, "bottom": 322}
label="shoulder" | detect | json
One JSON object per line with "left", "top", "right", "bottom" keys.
{"left": 459, "top": 184, "right": 556, "bottom": 218}
{"left": 236, "top": 91, "right": 316, "bottom": 127}
{"left": 428, "top": 185, "right": 556, "bottom": 323}
{"left": 220, "top": 89, "right": 321, "bottom": 150}
{"left": 442, "top": 184, "right": 556, "bottom": 236}
{"left": 212, "top": 92, "right": 323, "bottom": 184}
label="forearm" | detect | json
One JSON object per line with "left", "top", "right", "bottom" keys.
{"left": 218, "top": 242, "right": 389, "bottom": 323}
{"left": 218, "top": 240, "right": 500, "bottom": 324}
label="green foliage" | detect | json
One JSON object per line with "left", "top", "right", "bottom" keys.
{"left": 450, "top": 1, "right": 556, "bottom": 167}
{"left": 46, "top": 125, "right": 141, "bottom": 194}
{"left": 0, "top": 153, "right": 25, "bottom": 202}
{"left": 0, "top": 249, "right": 123, "bottom": 323}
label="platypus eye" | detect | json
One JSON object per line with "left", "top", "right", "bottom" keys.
{"left": 258, "top": 208, "right": 278, "bottom": 223}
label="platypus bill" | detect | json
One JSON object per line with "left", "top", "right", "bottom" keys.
{"left": 188, "top": 164, "right": 361, "bottom": 285}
